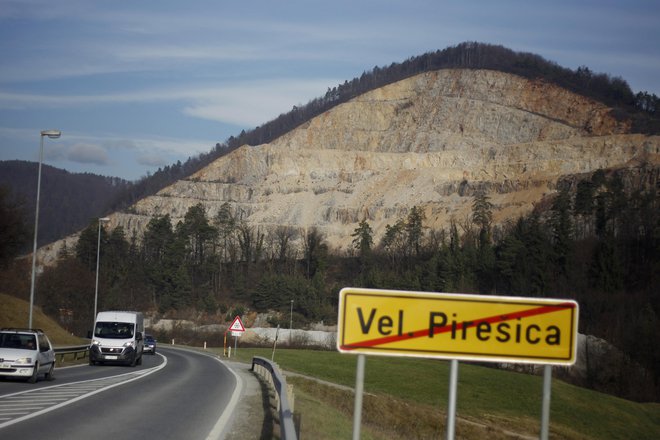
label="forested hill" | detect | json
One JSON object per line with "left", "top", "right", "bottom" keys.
{"left": 0, "top": 160, "right": 129, "bottom": 252}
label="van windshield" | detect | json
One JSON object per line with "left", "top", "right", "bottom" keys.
{"left": 94, "top": 322, "right": 135, "bottom": 339}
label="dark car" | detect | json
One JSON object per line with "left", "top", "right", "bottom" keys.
{"left": 143, "top": 334, "right": 157, "bottom": 355}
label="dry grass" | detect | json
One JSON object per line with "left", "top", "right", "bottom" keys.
{"left": 0, "top": 293, "right": 86, "bottom": 346}
{"left": 290, "top": 375, "right": 538, "bottom": 440}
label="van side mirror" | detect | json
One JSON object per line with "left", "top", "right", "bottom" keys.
{"left": 136, "top": 332, "right": 143, "bottom": 340}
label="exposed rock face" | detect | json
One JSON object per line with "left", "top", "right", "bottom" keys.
{"left": 41, "top": 69, "right": 659, "bottom": 261}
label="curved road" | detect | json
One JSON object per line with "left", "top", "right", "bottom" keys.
{"left": 0, "top": 346, "right": 243, "bottom": 440}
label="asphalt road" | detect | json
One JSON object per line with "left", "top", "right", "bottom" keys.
{"left": 0, "top": 346, "right": 243, "bottom": 440}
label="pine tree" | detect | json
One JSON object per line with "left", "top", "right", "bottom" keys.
{"left": 351, "top": 219, "right": 374, "bottom": 258}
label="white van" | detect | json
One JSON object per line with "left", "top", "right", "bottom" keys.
{"left": 89, "top": 311, "right": 144, "bottom": 367}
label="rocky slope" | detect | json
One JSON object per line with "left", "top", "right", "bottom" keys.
{"left": 41, "top": 68, "right": 659, "bottom": 261}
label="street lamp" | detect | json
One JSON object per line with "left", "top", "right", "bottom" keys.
{"left": 93, "top": 217, "right": 111, "bottom": 324}
{"left": 28, "top": 130, "right": 61, "bottom": 329}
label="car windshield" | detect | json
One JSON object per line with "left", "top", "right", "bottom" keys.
{"left": 0, "top": 333, "right": 36, "bottom": 349}
{"left": 94, "top": 322, "right": 135, "bottom": 339}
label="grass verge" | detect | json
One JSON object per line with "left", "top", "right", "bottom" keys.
{"left": 225, "top": 347, "right": 660, "bottom": 440}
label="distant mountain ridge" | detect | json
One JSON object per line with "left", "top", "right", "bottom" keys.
{"left": 0, "top": 160, "right": 129, "bottom": 252}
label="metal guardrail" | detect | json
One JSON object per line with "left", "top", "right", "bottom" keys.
{"left": 54, "top": 344, "right": 89, "bottom": 363}
{"left": 251, "top": 356, "right": 297, "bottom": 440}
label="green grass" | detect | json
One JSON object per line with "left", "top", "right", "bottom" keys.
{"left": 227, "top": 347, "right": 660, "bottom": 439}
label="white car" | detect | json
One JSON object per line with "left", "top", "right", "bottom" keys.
{"left": 0, "top": 328, "right": 55, "bottom": 383}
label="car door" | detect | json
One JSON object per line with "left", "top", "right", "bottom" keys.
{"left": 37, "top": 334, "right": 54, "bottom": 372}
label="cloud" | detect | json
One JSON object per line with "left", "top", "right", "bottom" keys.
{"left": 0, "top": 78, "right": 337, "bottom": 128}
{"left": 181, "top": 79, "right": 338, "bottom": 126}
{"left": 137, "top": 152, "right": 168, "bottom": 167}
{"left": 66, "top": 143, "right": 110, "bottom": 165}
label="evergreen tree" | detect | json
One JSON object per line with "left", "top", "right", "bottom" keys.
{"left": 472, "top": 192, "right": 495, "bottom": 293}
{"left": 75, "top": 219, "right": 106, "bottom": 271}
{"left": 351, "top": 219, "right": 374, "bottom": 257}
{"left": 381, "top": 219, "right": 405, "bottom": 266}
{"left": 405, "top": 206, "right": 425, "bottom": 257}
{"left": 472, "top": 191, "right": 493, "bottom": 248}
{"left": 214, "top": 202, "right": 237, "bottom": 264}
{"left": 303, "top": 227, "right": 327, "bottom": 279}
{"left": 551, "top": 187, "right": 574, "bottom": 277}
{"left": 179, "top": 203, "right": 217, "bottom": 265}
{"left": 574, "top": 178, "right": 595, "bottom": 238}
{"left": 590, "top": 235, "right": 624, "bottom": 293}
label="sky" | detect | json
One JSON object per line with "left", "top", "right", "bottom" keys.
{"left": 1, "top": 0, "right": 659, "bottom": 182}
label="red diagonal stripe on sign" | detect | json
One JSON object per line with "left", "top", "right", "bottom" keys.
{"left": 340, "top": 302, "right": 575, "bottom": 350}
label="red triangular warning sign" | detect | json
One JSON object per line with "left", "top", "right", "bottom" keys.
{"left": 229, "top": 315, "right": 245, "bottom": 332}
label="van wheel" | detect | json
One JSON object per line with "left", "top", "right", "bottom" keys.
{"left": 129, "top": 354, "right": 137, "bottom": 367}
{"left": 137, "top": 355, "right": 142, "bottom": 366}
{"left": 28, "top": 363, "right": 39, "bottom": 383}
{"left": 45, "top": 363, "right": 55, "bottom": 381}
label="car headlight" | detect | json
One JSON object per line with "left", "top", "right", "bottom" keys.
{"left": 15, "top": 357, "right": 33, "bottom": 364}
{"left": 92, "top": 339, "right": 101, "bottom": 345}
{"left": 123, "top": 341, "right": 134, "bottom": 348}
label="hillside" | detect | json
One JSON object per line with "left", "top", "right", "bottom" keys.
{"left": 0, "top": 161, "right": 129, "bottom": 252}
{"left": 37, "top": 67, "right": 659, "bottom": 263}
{"left": 0, "top": 293, "right": 85, "bottom": 345}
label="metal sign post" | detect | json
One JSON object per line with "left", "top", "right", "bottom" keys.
{"left": 540, "top": 365, "right": 553, "bottom": 440}
{"left": 228, "top": 315, "right": 245, "bottom": 357}
{"left": 446, "top": 359, "right": 459, "bottom": 440}
{"left": 352, "top": 354, "right": 366, "bottom": 440}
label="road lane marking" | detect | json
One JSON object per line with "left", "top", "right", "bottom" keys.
{"left": 0, "top": 353, "right": 167, "bottom": 429}
{"left": 205, "top": 357, "right": 243, "bottom": 440}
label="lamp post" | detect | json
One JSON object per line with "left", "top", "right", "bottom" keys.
{"left": 93, "top": 217, "right": 111, "bottom": 324}
{"left": 28, "top": 130, "right": 61, "bottom": 329}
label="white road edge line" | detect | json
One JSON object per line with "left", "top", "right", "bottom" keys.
{"left": 205, "top": 356, "right": 244, "bottom": 440}
{"left": 0, "top": 353, "right": 168, "bottom": 429}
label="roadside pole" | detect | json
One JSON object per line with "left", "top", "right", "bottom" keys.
{"left": 271, "top": 325, "right": 280, "bottom": 361}
{"left": 352, "top": 354, "right": 366, "bottom": 440}
{"left": 446, "top": 359, "right": 459, "bottom": 440}
{"left": 540, "top": 365, "right": 552, "bottom": 440}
